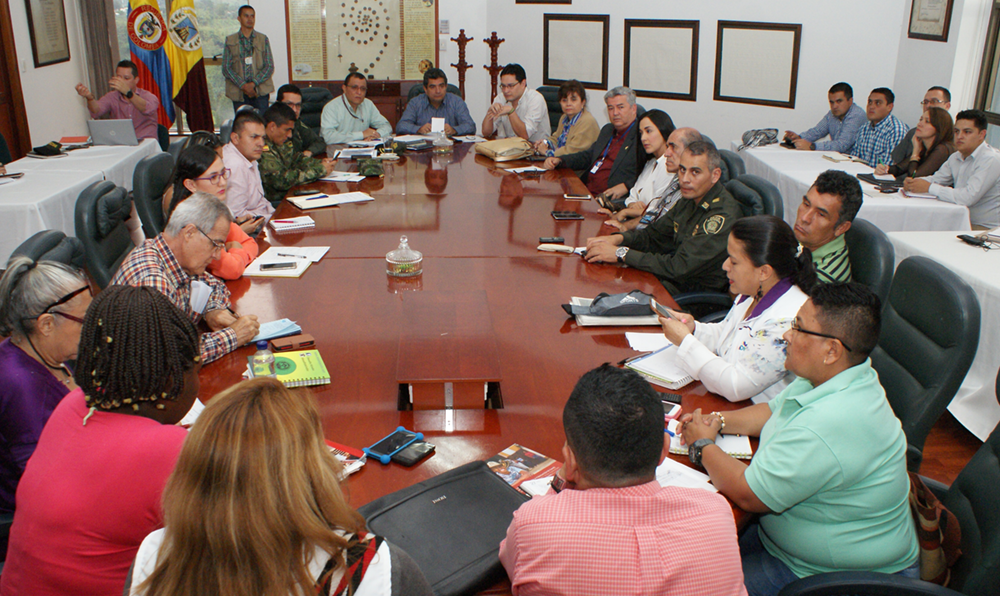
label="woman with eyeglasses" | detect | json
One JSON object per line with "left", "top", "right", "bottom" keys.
{"left": 656, "top": 215, "right": 816, "bottom": 403}
{"left": 0, "top": 285, "right": 200, "bottom": 596}
{"left": 0, "top": 257, "right": 92, "bottom": 515}
{"left": 166, "top": 144, "right": 259, "bottom": 280}
{"left": 127, "top": 378, "right": 433, "bottom": 596}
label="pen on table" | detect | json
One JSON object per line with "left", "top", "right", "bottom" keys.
{"left": 304, "top": 194, "right": 330, "bottom": 200}
{"left": 617, "top": 352, "right": 647, "bottom": 366}
{"left": 277, "top": 253, "right": 308, "bottom": 259}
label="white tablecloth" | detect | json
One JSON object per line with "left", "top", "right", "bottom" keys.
{"left": 730, "top": 143, "right": 971, "bottom": 233}
{"left": 888, "top": 231, "right": 1000, "bottom": 441}
{"left": 0, "top": 140, "right": 160, "bottom": 264}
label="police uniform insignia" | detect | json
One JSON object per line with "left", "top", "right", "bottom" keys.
{"left": 703, "top": 215, "right": 725, "bottom": 234}
{"left": 712, "top": 198, "right": 720, "bottom": 203}
{"left": 700, "top": 201, "right": 710, "bottom": 210}
{"left": 673, "top": 222, "right": 680, "bottom": 233}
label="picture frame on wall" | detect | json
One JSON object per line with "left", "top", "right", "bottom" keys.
{"left": 24, "top": 0, "right": 70, "bottom": 68}
{"left": 907, "top": 0, "right": 954, "bottom": 42}
{"left": 543, "top": 14, "right": 609, "bottom": 90}
{"left": 624, "top": 19, "right": 698, "bottom": 101}
{"left": 713, "top": 20, "right": 801, "bottom": 109}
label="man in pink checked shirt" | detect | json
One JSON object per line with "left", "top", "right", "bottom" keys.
{"left": 499, "top": 364, "right": 746, "bottom": 596}
{"left": 223, "top": 110, "right": 274, "bottom": 221}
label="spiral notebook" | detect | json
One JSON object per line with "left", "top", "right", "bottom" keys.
{"left": 666, "top": 420, "right": 753, "bottom": 459}
{"left": 246, "top": 349, "right": 330, "bottom": 388}
{"left": 624, "top": 345, "right": 694, "bottom": 389}
{"left": 269, "top": 216, "right": 315, "bottom": 233}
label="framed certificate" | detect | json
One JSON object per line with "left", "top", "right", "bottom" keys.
{"left": 543, "top": 14, "right": 609, "bottom": 90}
{"left": 24, "top": 0, "right": 71, "bottom": 67}
{"left": 908, "top": 0, "right": 955, "bottom": 42}
{"left": 624, "top": 20, "right": 699, "bottom": 101}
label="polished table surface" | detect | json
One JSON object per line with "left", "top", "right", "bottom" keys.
{"left": 198, "top": 146, "right": 749, "bottom": 571}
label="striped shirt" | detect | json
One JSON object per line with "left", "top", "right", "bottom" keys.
{"left": 851, "top": 114, "right": 909, "bottom": 167}
{"left": 499, "top": 481, "right": 746, "bottom": 596}
{"left": 110, "top": 236, "right": 238, "bottom": 364}
{"left": 810, "top": 235, "right": 851, "bottom": 283}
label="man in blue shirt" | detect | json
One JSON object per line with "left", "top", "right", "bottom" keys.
{"left": 396, "top": 68, "right": 476, "bottom": 136}
{"left": 783, "top": 82, "right": 866, "bottom": 154}
{"left": 851, "top": 88, "right": 909, "bottom": 167}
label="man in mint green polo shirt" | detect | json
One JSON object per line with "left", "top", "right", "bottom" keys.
{"left": 680, "top": 283, "right": 918, "bottom": 596}
{"left": 793, "top": 170, "right": 864, "bottom": 283}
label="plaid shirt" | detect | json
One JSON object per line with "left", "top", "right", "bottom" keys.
{"left": 222, "top": 30, "right": 274, "bottom": 88}
{"left": 851, "top": 114, "right": 909, "bottom": 167}
{"left": 110, "top": 236, "right": 238, "bottom": 364}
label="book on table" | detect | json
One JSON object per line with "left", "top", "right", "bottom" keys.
{"left": 246, "top": 349, "right": 331, "bottom": 388}
{"left": 821, "top": 152, "right": 867, "bottom": 164}
{"left": 326, "top": 439, "right": 366, "bottom": 476}
{"left": 625, "top": 345, "right": 695, "bottom": 390}
{"left": 269, "top": 215, "right": 315, "bottom": 233}
{"left": 486, "top": 444, "right": 562, "bottom": 496}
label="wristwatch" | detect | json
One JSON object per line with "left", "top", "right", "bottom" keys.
{"left": 616, "top": 246, "right": 629, "bottom": 263}
{"left": 125, "top": 90, "right": 134, "bottom": 99}
{"left": 688, "top": 438, "right": 715, "bottom": 467}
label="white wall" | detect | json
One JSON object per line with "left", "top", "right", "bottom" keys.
{"left": 10, "top": 0, "right": 91, "bottom": 145}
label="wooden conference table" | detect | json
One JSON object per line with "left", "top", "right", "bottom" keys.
{"left": 197, "top": 143, "right": 747, "bottom": 538}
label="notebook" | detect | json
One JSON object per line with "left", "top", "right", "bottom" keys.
{"left": 821, "top": 152, "right": 866, "bottom": 164}
{"left": 247, "top": 349, "right": 331, "bottom": 387}
{"left": 269, "top": 216, "right": 315, "bottom": 233}
{"left": 286, "top": 191, "right": 373, "bottom": 210}
{"left": 568, "top": 296, "right": 660, "bottom": 327}
{"left": 666, "top": 420, "right": 754, "bottom": 459}
{"left": 625, "top": 345, "right": 695, "bottom": 389}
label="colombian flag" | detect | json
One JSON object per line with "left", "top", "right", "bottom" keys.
{"left": 127, "top": 0, "right": 175, "bottom": 127}
{"left": 164, "top": 0, "right": 214, "bottom": 132}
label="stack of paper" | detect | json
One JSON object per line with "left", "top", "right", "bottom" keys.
{"left": 655, "top": 457, "right": 718, "bottom": 492}
{"left": 568, "top": 296, "right": 660, "bottom": 327}
{"left": 319, "top": 172, "right": 366, "bottom": 182}
{"left": 626, "top": 332, "right": 671, "bottom": 352}
{"left": 507, "top": 166, "right": 547, "bottom": 174}
{"left": 287, "top": 191, "right": 373, "bottom": 210}
{"left": 243, "top": 246, "right": 330, "bottom": 278}
{"left": 269, "top": 216, "right": 315, "bottom": 233}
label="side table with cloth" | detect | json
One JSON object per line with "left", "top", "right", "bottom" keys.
{"left": 887, "top": 231, "right": 1000, "bottom": 441}
{"left": 730, "top": 143, "right": 970, "bottom": 233}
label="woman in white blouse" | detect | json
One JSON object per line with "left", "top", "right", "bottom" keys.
{"left": 599, "top": 109, "right": 675, "bottom": 229}
{"left": 657, "top": 215, "right": 817, "bottom": 403}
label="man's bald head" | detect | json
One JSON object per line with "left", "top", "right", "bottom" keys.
{"left": 664, "top": 127, "right": 702, "bottom": 173}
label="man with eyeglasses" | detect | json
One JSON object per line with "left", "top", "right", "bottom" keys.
{"left": 111, "top": 192, "right": 260, "bottom": 364}
{"left": 223, "top": 110, "right": 274, "bottom": 220}
{"left": 482, "top": 63, "right": 550, "bottom": 143}
{"left": 276, "top": 83, "right": 327, "bottom": 157}
{"left": 679, "top": 283, "right": 918, "bottom": 596}
{"left": 850, "top": 87, "right": 909, "bottom": 167}
{"left": 259, "top": 102, "right": 335, "bottom": 205}
{"left": 320, "top": 72, "right": 393, "bottom": 145}
{"left": 889, "top": 86, "right": 951, "bottom": 166}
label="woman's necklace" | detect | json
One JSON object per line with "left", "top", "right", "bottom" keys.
{"left": 16, "top": 335, "right": 74, "bottom": 385}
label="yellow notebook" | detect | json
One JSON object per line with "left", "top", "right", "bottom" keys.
{"left": 248, "top": 349, "right": 331, "bottom": 387}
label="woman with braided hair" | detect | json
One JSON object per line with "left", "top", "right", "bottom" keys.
{"left": 0, "top": 285, "right": 201, "bottom": 596}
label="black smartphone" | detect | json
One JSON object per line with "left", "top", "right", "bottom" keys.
{"left": 957, "top": 234, "right": 986, "bottom": 247}
{"left": 539, "top": 236, "right": 564, "bottom": 244}
{"left": 391, "top": 441, "right": 436, "bottom": 466}
{"left": 260, "top": 262, "right": 297, "bottom": 271}
{"left": 293, "top": 189, "right": 321, "bottom": 196}
{"left": 365, "top": 428, "right": 421, "bottom": 463}
{"left": 551, "top": 211, "right": 584, "bottom": 221}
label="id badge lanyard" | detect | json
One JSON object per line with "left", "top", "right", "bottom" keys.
{"left": 590, "top": 120, "right": 635, "bottom": 175}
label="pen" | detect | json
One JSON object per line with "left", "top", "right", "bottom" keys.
{"left": 227, "top": 307, "right": 241, "bottom": 318}
{"left": 664, "top": 428, "right": 675, "bottom": 437}
{"left": 304, "top": 194, "right": 330, "bottom": 200}
{"left": 277, "top": 253, "right": 308, "bottom": 259}
{"left": 272, "top": 219, "right": 297, "bottom": 224}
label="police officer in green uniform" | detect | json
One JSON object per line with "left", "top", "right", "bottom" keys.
{"left": 585, "top": 141, "right": 743, "bottom": 294}
{"left": 259, "top": 102, "right": 335, "bottom": 205}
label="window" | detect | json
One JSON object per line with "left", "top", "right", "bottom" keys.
{"left": 976, "top": 0, "right": 1000, "bottom": 145}
{"left": 113, "top": 0, "right": 243, "bottom": 131}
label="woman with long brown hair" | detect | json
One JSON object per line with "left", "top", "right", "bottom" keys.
{"left": 128, "top": 378, "right": 432, "bottom": 596}
{"left": 876, "top": 106, "right": 954, "bottom": 178}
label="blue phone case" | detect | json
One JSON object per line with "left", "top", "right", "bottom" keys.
{"left": 364, "top": 426, "right": 424, "bottom": 464}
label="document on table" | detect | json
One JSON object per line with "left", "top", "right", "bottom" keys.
{"left": 244, "top": 252, "right": 313, "bottom": 278}
{"left": 454, "top": 135, "right": 487, "bottom": 143}
{"left": 252, "top": 318, "right": 302, "bottom": 342}
{"left": 259, "top": 246, "right": 330, "bottom": 262}
{"left": 626, "top": 332, "right": 671, "bottom": 352}
{"left": 393, "top": 134, "right": 435, "bottom": 143}
{"left": 319, "top": 172, "right": 366, "bottom": 182}
{"left": 902, "top": 189, "right": 937, "bottom": 199}
{"left": 507, "top": 166, "right": 547, "bottom": 174}
{"left": 287, "top": 191, "right": 373, "bottom": 209}
{"left": 655, "top": 457, "right": 718, "bottom": 493}
{"left": 347, "top": 140, "right": 383, "bottom": 147}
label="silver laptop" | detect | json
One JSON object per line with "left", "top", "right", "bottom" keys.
{"left": 87, "top": 119, "right": 139, "bottom": 146}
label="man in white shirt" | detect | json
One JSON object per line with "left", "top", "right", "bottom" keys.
{"left": 904, "top": 109, "right": 1000, "bottom": 229}
{"left": 222, "top": 110, "right": 274, "bottom": 220}
{"left": 481, "top": 63, "right": 550, "bottom": 143}
{"left": 320, "top": 72, "right": 393, "bottom": 145}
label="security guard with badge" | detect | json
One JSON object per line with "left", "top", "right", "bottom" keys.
{"left": 585, "top": 141, "right": 743, "bottom": 294}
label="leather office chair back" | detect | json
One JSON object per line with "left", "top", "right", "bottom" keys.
{"left": 870, "top": 256, "right": 980, "bottom": 472}
{"left": 74, "top": 181, "right": 134, "bottom": 289}
{"left": 724, "top": 178, "right": 765, "bottom": 217}
{"left": 167, "top": 137, "right": 187, "bottom": 160}
{"left": 219, "top": 118, "right": 234, "bottom": 144}
{"left": 843, "top": 218, "right": 894, "bottom": 306}
{"left": 300, "top": 86, "right": 333, "bottom": 134}
{"left": 156, "top": 124, "right": 170, "bottom": 152}
{"left": 10, "top": 230, "right": 86, "bottom": 269}
{"left": 719, "top": 149, "right": 746, "bottom": 178}
{"left": 406, "top": 83, "right": 463, "bottom": 103}
{"left": 536, "top": 85, "right": 562, "bottom": 132}
{"left": 132, "top": 152, "right": 174, "bottom": 238}
{"left": 734, "top": 174, "right": 784, "bottom": 219}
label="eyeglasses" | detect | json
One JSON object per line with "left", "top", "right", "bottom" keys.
{"left": 499, "top": 82, "right": 521, "bottom": 90}
{"left": 22, "top": 285, "right": 91, "bottom": 324}
{"left": 195, "top": 226, "right": 225, "bottom": 252}
{"left": 920, "top": 99, "right": 945, "bottom": 106}
{"left": 193, "top": 168, "right": 231, "bottom": 185}
{"left": 790, "top": 321, "right": 853, "bottom": 352}
{"left": 346, "top": 84, "right": 367, "bottom": 92}
{"left": 282, "top": 100, "right": 302, "bottom": 109}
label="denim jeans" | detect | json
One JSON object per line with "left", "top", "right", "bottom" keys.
{"left": 232, "top": 93, "right": 270, "bottom": 116}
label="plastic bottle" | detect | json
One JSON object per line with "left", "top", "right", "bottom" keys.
{"left": 251, "top": 340, "right": 276, "bottom": 378}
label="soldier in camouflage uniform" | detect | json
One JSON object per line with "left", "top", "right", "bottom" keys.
{"left": 276, "top": 83, "right": 327, "bottom": 157}
{"left": 585, "top": 141, "right": 743, "bottom": 294}
{"left": 259, "top": 102, "right": 335, "bottom": 205}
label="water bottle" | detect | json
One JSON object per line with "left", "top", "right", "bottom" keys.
{"left": 251, "top": 340, "right": 276, "bottom": 378}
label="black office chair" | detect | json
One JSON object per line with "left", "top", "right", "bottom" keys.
{"left": 734, "top": 174, "right": 784, "bottom": 220}
{"left": 719, "top": 149, "right": 746, "bottom": 179}
{"left": 0, "top": 131, "right": 11, "bottom": 165}
{"left": 406, "top": 83, "right": 463, "bottom": 103}
{"left": 536, "top": 85, "right": 562, "bottom": 131}
{"left": 300, "top": 86, "right": 333, "bottom": 136}
{"left": 9, "top": 230, "right": 86, "bottom": 269}
{"left": 132, "top": 152, "right": 174, "bottom": 238}
{"left": 870, "top": 256, "right": 980, "bottom": 472}
{"left": 74, "top": 181, "right": 134, "bottom": 289}
{"left": 219, "top": 118, "right": 234, "bottom": 143}
{"left": 167, "top": 137, "right": 187, "bottom": 160}
{"left": 844, "top": 219, "right": 894, "bottom": 307}
{"left": 156, "top": 124, "right": 170, "bottom": 152}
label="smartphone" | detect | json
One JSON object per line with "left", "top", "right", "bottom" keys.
{"left": 649, "top": 298, "right": 677, "bottom": 320}
{"left": 391, "top": 441, "right": 436, "bottom": 466}
{"left": 260, "top": 262, "right": 297, "bottom": 271}
{"left": 551, "top": 211, "right": 584, "bottom": 221}
{"left": 364, "top": 427, "right": 423, "bottom": 464}
{"left": 563, "top": 193, "right": 591, "bottom": 200}
{"left": 539, "top": 236, "right": 564, "bottom": 244}
{"left": 958, "top": 234, "right": 987, "bottom": 247}
{"left": 662, "top": 402, "right": 683, "bottom": 421}
{"left": 293, "top": 189, "right": 321, "bottom": 196}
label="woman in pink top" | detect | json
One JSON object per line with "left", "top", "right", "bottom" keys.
{"left": 0, "top": 285, "right": 202, "bottom": 596}
{"left": 167, "top": 144, "right": 260, "bottom": 280}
